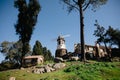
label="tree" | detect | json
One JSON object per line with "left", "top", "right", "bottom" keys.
{"left": 14, "top": 0, "right": 41, "bottom": 66}
{"left": 32, "top": 41, "right": 54, "bottom": 61}
{"left": 106, "top": 26, "right": 120, "bottom": 49}
{"left": 0, "top": 40, "right": 23, "bottom": 65}
{"left": 0, "top": 41, "right": 13, "bottom": 55}
{"left": 42, "top": 47, "right": 54, "bottom": 61}
{"left": 61, "top": 0, "right": 107, "bottom": 62}
{"left": 93, "top": 20, "right": 110, "bottom": 47}
{"left": 33, "top": 40, "right": 43, "bottom": 55}
{"left": 93, "top": 20, "right": 111, "bottom": 59}
{"left": 94, "top": 21, "right": 120, "bottom": 60}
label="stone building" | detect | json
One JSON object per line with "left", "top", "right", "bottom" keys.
{"left": 23, "top": 55, "right": 44, "bottom": 65}
{"left": 74, "top": 43, "right": 108, "bottom": 59}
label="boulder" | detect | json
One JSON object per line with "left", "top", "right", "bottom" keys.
{"left": 33, "top": 63, "right": 66, "bottom": 74}
{"left": 53, "top": 63, "right": 66, "bottom": 70}
{"left": 33, "top": 68, "right": 45, "bottom": 74}
{"left": 9, "top": 77, "right": 15, "bottom": 80}
{"left": 111, "top": 57, "right": 120, "bottom": 62}
{"left": 20, "top": 67, "right": 25, "bottom": 70}
{"left": 70, "top": 56, "right": 79, "bottom": 61}
{"left": 44, "top": 65, "right": 55, "bottom": 72}
{"left": 44, "top": 66, "right": 51, "bottom": 72}
{"left": 54, "top": 57, "right": 64, "bottom": 63}
{"left": 47, "top": 63, "right": 54, "bottom": 67}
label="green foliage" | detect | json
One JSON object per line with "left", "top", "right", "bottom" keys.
{"left": 14, "top": 0, "right": 41, "bottom": 64}
{"left": 0, "top": 41, "right": 14, "bottom": 54}
{"left": 0, "top": 61, "right": 19, "bottom": 71}
{"left": 64, "top": 62, "right": 120, "bottom": 80}
{"left": 93, "top": 20, "right": 109, "bottom": 45}
{"left": 61, "top": 0, "right": 108, "bottom": 12}
{"left": 106, "top": 26, "right": 120, "bottom": 49}
{"left": 32, "top": 40, "right": 54, "bottom": 61}
{"left": 94, "top": 21, "right": 120, "bottom": 49}
{"left": 43, "top": 48, "right": 54, "bottom": 61}
{"left": 33, "top": 40, "right": 43, "bottom": 55}
{"left": 0, "top": 41, "right": 23, "bottom": 65}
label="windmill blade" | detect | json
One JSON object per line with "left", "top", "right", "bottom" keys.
{"left": 63, "top": 34, "right": 70, "bottom": 38}
{"left": 51, "top": 34, "right": 70, "bottom": 42}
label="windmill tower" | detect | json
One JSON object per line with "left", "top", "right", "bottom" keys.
{"left": 55, "top": 35, "right": 68, "bottom": 58}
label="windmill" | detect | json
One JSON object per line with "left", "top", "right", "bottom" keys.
{"left": 54, "top": 34, "right": 70, "bottom": 58}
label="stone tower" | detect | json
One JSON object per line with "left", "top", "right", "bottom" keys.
{"left": 55, "top": 35, "right": 67, "bottom": 57}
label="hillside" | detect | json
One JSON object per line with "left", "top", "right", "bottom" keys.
{"left": 0, "top": 61, "right": 120, "bottom": 80}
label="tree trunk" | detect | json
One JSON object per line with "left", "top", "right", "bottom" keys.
{"left": 118, "top": 42, "right": 120, "bottom": 50}
{"left": 104, "top": 42, "right": 111, "bottom": 60}
{"left": 20, "top": 42, "right": 29, "bottom": 67}
{"left": 79, "top": 3, "right": 86, "bottom": 63}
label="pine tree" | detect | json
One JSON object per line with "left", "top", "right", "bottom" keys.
{"left": 61, "top": 0, "right": 108, "bottom": 63}
{"left": 33, "top": 40, "right": 43, "bottom": 55}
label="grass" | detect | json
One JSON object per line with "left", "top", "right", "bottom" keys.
{"left": 64, "top": 62, "right": 120, "bottom": 80}
{"left": 0, "top": 61, "right": 120, "bottom": 80}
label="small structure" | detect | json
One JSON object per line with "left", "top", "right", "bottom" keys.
{"left": 23, "top": 55, "right": 44, "bottom": 65}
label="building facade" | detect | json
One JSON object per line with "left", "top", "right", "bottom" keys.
{"left": 74, "top": 43, "right": 108, "bottom": 59}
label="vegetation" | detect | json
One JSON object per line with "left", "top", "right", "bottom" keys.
{"left": 61, "top": 0, "right": 108, "bottom": 62}
{"left": 33, "top": 40, "right": 54, "bottom": 61}
{"left": 0, "top": 40, "right": 29, "bottom": 69}
{"left": 0, "top": 61, "right": 19, "bottom": 71}
{"left": 94, "top": 20, "right": 107, "bottom": 45}
{"left": 106, "top": 26, "right": 120, "bottom": 49}
{"left": 0, "top": 1, "right": 120, "bottom": 79}
{"left": 42, "top": 47, "right": 54, "bottom": 61}
{"left": 0, "top": 62, "right": 120, "bottom": 80}
{"left": 64, "top": 62, "right": 120, "bottom": 80}
{"left": 93, "top": 20, "right": 111, "bottom": 59}
{"left": 0, "top": 40, "right": 54, "bottom": 70}
{"left": 94, "top": 20, "right": 120, "bottom": 50}
{"left": 0, "top": 41, "right": 23, "bottom": 65}
{"left": 14, "top": 0, "right": 41, "bottom": 66}
{"left": 33, "top": 40, "right": 43, "bottom": 55}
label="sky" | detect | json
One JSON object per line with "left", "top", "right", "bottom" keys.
{"left": 0, "top": 0, "right": 120, "bottom": 62}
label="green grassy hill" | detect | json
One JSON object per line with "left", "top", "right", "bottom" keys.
{"left": 0, "top": 61, "right": 120, "bottom": 80}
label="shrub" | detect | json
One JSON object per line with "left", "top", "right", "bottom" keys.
{"left": 0, "top": 61, "right": 19, "bottom": 71}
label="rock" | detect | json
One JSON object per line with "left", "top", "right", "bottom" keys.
{"left": 26, "top": 70, "right": 30, "bottom": 73}
{"left": 70, "top": 56, "right": 79, "bottom": 61}
{"left": 44, "top": 65, "right": 51, "bottom": 73}
{"left": 33, "top": 68, "right": 45, "bottom": 74}
{"left": 54, "top": 57, "right": 64, "bottom": 63}
{"left": 9, "top": 77, "right": 15, "bottom": 80}
{"left": 47, "top": 63, "right": 54, "bottom": 67}
{"left": 20, "top": 67, "right": 25, "bottom": 70}
{"left": 33, "top": 63, "right": 66, "bottom": 74}
{"left": 111, "top": 57, "right": 120, "bottom": 62}
{"left": 53, "top": 63, "right": 66, "bottom": 70}
{"left": 50, "top": 67, "right": 55, "bottom": 71}
{"left": 44, "top": 65, "right": 55, "bottom": 73}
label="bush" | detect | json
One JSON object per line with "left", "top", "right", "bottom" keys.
{"left": 0, "top": 61, "right": 19, "bottom": 71}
